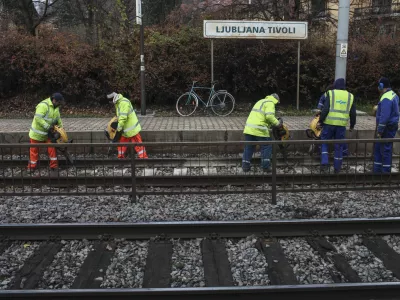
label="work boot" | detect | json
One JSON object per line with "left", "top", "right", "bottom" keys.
{"left": 320, "top": 165, "right": 329, "bottom": 174}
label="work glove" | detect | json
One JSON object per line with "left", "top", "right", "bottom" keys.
{"left": 376, "top": 132, "right": 382, "bottom": 139}
{"left": 314, "top": 110, "right": 321, "bottom": 117}
{"left": 316, "top": 122, "right": 323, "bottom": 130}
{"left": 349, "top": 127, "right": 353, "bottom": 133}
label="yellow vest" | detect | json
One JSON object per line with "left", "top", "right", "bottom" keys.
{"left": 324, "top": 90, "right": 354, "bottom": 127}
{"left": 243, "top": 96, "right": 279, "bottom": 137}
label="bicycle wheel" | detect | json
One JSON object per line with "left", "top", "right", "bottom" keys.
{"left": 210, "top": 91, "right": 235, "bottom": 116}
{"left": 176, "top": 92, "right": 198, "bottom": 117}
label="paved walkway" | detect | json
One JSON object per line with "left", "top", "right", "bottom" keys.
{"left": 0, "top": 116, "right": 376, "bottom": 132}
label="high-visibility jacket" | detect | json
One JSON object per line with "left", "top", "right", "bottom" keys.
{"left": 243, "top": 95, "right": 280, "bottom": 137}
{"left": 324, "top": 90, "right": 354, "bottom": 127}
{"left": 29, "top": 98, "right": 62, "bottom": 142}
{"left": 376, "top": 89, "right": 399, "bottom": 134}
{"left": 115, "top": 94, "right": 141, "bottom": 138}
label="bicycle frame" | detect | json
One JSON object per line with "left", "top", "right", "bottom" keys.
{"left": 189, "top": 82, "right": 217, "bottom": 107}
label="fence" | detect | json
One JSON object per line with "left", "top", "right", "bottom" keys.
{"left": 1, "top": 139, "right": 400, "bottom": 204}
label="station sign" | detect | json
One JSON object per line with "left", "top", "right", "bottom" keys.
{"left": 204, "top": 20, "right": 308, "bottom": 40}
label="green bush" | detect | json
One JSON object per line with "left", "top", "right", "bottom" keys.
{"left": 1, "top": 22, "right": 399, "bottom": 109}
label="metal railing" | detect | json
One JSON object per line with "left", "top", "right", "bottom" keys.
{"left": 1, "top": 139, "right": 400, "bottom": 204}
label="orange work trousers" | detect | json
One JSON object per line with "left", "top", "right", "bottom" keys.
{"left": 118, "top": 133, "right": 148, "bottom": 159}
{"left": 27, "top": 138, "right": 58, "bottom": 169}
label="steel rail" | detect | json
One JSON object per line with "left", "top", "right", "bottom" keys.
{"left": 1, "top": 173, "right": 400, "bottom": 187}
{"left": 1, "top": 217, "right": 400, "bottom": 240}
{"left": 0, "top": 155, "right": 383, "bottom": 168}
{"left": 1, "top": 137, "right": 399, "bottom": 147}
{"left": 2, "top": 283, "right": 400, "bottom": 300}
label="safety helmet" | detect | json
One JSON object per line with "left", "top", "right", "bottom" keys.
{"left": 107, "top": 92, "right": 120, "bottom": 104}
{"left": 52, "top": 125, "right": 69, "bottom": 143}
{"left": 271, "top": 93, "right": 280, "bottom": 102}
{"left": 105, "top": 116, "right": 118, "bottom": 140}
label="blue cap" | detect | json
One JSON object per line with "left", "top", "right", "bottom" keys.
{"left": 333, "top": 78, "right": 346, "bottom": 90}
{"left": 379, "top": 77, "right": 390, "bottom": 89}
{"left": 51, "top": 93, "right": 65, "bottom": 102}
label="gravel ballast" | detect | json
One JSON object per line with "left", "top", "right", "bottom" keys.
{"left": 102, "top": 240, "right": 148, "bottom": 288}
{"left": 0, "top": 242, "right": 39, "bottom": 289}
{"left": 1, "top": 190, "right": 400, "bottom": 223}
{"left": 38, "top": 240, "right": 93, "bottom": 289}
{"left": 171, "top": 239, "right": 204, "bottom": 288}
{"left": 226, "top": 236, "right": 269, "bottom": 286}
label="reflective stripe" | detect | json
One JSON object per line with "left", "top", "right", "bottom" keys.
{"left": 330, "top": 91, "right": 352, "bottom": 114}
{"left": 29, "top": 161, "right": 37, "bottom": 164}
{"left": 383, "top": 165, "right": 391, "bottom": 167}
{"left": 321, "top": 152, "right": 329, "bottom": 154}
{"left": 251, "top": 108, "right": 274, "bottom": 115}
{"left": 245, "top": 123, "right": 268, "bottom": 130}
{"left": 137, "top": 150, "right": 145, "bottom": 155}
{"left": 242, "top": 160, "right": 251, "bottom": 163}
{"left": 334, "top": 157, "right": 343, "bottom": 160}
{"left": 49, "top": 157, "right": 58, "bottom": 161}
{"left": 325, "top": 116, "right": 348, "bottom": 122}
{"left": 30, "top": 127, "right": 48, "bottom": 135}
{"left": 374, "top": 162, "right": 382, "bottom": 165}
{"left": 35, "top": 114, "right": 44, "bottom": 117}
{"left": 378, "top": 124, "right": 386, "bottom": 127}
{"left": 261, "top": 159, "right": 270, "bottom": 162}
{"left": 123, "top": 121, "right": 140, "bottom": 133}
{"left": 118, "top": 151, "right": 124, "bottom": 154}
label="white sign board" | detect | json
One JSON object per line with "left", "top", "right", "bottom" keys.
{"left": 204, "top": 20, "right": 308, "bottom": 39}
{"left": 136, "top": 0, "right": 142, "bottom": 25}
{"left": 340, "top": 43, "right": 348, "bottom": 58}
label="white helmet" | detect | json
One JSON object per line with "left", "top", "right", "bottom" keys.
{"left": 107, "top": 92, "right": 120, "bottom": 104}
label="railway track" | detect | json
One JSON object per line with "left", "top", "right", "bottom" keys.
{"left": 0, "top": 155, "right": 382, "bottom": 168}
{"left": 1, "top": 218, "right": 400, "bottom": 299}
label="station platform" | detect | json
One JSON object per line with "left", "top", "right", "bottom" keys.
{"left": 0, "top": 116, "right": 377, "bottom": 144}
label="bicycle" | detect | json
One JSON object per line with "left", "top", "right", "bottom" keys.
{"left": 176, "top": 81, "right": 235, "bottom": 117}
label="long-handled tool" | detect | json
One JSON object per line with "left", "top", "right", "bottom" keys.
{"left": 305, "top": 115, "right": 322, "bottom": 156}
{"left": 272, "top": 120, "right": 290, "bottom": 164}
{"left": 105, "top": 116, "right": 118, "bottom": 157}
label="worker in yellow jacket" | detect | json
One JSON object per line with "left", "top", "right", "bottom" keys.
{"left": 27, "top": 93, "right": 65, "bottom": 171}
{"left": 242, "top": 93, "right": 283, "bottom": 172}
{"left": 107, "top": 92, "right": 148, "bottom": 159}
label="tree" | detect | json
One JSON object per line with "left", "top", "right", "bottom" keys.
{"left": 1, "top": 0, "right": 60, "bottom": 35}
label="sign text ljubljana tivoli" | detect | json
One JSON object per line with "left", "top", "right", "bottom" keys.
{"left": 204, "top": 20, "right": 308, "bottom": 40}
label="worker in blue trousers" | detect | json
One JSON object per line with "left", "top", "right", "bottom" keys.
{"left": 242, "top": 93, "right": 283, "bottom": 173}
{"left": 373, "top": 77, "right": 399, "bottom": 173}
{"left": 316, "top": 84, "right": 348, "bottom": 157}
{"left": 318, "top": 78, "right": 356, "bottom": 174}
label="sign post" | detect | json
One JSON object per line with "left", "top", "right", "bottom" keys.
{"left": 204, "top": 20, "right": 308, "bottom": 110}
{"left": 136, "top": 0, "right": 146, "bottom": 115}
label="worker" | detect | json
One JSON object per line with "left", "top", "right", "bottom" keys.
{"left": 316, "top": 84, "right": 348, "bottom": 157}
{"left": 242, "top": 93, "right": 283, "bottom": 172}
{"left": 373, "top": 77, "right": 399, "bottom": 173}
{"left": 27, "top": 93, "right": 65, "bottom": 173}
{"left": 107, "top": 92, "right": 148, "bottom": 159}
{"left": 318, "top": 78, "right": 356, "bottom": 174}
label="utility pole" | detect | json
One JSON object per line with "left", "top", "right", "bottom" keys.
{"left": 335, "top": 0, "right": 350, "bottom": 80}
{"left": 136, "top": 0, "right": 146, "bottom": 115}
